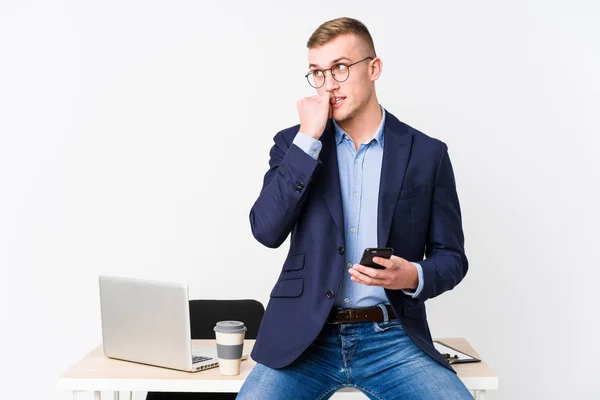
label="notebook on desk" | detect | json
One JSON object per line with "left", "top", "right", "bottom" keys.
{"left": 433, "top": 341, "right": 481, "bottom": 364}
{"left": 98, "top": 275, "right": 249, "bottom": 372}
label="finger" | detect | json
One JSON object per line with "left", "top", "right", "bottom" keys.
{"left": 389, "top": 255, "right": 408, "bottom": 265}
{"left": 350, "top": 272, "right": 373, "bottom": 286}
{"left": 319, "top": 91, "right": 331, "bottom": 100}
{"left": 351, "top": 270, "right": 386, "bottom": 287}
{"left": 353, "top": 264, "right": 380, "bottom": 278}
{"left": 373, "top": 257, "right": 395, "bottom": 269}
{"left": 350, "top": 267, "right": 385, "bottom": 285}
{"left": 322, "top": 92, "right": 333, "bottom": 118}
{"left": 320, "top": 91, "right": 333, "bottom": 103}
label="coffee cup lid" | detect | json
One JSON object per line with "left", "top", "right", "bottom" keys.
{"left": 214, "top": 320, "right": 247, "bottom": 333}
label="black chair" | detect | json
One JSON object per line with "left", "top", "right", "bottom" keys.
{"left": 146, "top": 299, "right": 265, "bottom": 400}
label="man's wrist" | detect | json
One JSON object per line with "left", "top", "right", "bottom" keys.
{"left": 402, "top": 262, "right": 424, "bottom": 298}
{"left": 405, "top": 262, "right": 419, "bottom": 290}
{"left": 298, "top": 128, "right": 321, "bottom": 140}
{"left": 293, "top": 132, "right": 322, "bottom": 160}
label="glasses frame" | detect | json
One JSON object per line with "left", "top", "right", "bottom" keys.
{"left": 305, "top": 56, "right": 374, "bottom": 89}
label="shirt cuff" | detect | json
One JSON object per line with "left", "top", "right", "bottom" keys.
{"left": 402, "top": 262, "right": 424, "bottom": 298}
{"left": 293, "top": 131, "right": 322, "bottom": 161}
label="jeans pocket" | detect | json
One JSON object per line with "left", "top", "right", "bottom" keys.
{"left": 373, "top": 319, "right": 403, "bottom": 333}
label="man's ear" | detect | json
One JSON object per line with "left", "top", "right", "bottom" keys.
{"left": 370, "top": 57, "right": 383, "bottom": 82}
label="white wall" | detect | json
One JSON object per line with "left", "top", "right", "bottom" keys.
{"left": 1, "top": 1, "right": 599, "bottom": 399}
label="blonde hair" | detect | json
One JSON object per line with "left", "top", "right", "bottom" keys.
{"left": 307, "top": 17, "right": 376, "bottom": 56}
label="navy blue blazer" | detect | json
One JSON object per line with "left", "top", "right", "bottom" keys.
{"left": 249, "top": 110, "right": 468, "bottom": 373}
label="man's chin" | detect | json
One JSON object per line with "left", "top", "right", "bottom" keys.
{"left": 333, "top": 110, "right": 351, "bottom": 124}
{"left": 332, "top": 106, "right": 348, "bottom": 121}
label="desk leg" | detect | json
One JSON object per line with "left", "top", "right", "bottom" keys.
{"left": 113, "top": 392, "right": 120, "bottom": 400}
{"left": 94, "top": 391, "right": 101, "bottom": 400}
{"left": 474, "top": 390, "right": 487, "bottom": 400}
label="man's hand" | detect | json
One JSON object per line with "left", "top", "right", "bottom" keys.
{"left": 297, "top": 92, "right": 333, "bottom": 140}
{"left": 349, "top": 255, "right": 419, "bottom": 291}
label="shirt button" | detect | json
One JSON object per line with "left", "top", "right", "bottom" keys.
{"left": 355, "top": 159, "right": 360, "bottom": 163}
{"left": 338, "top": 246, "right": 345, "bottom": 255}
{"left": 326, "top": 290, "right": 335, "bottom": 299}
{"left": 347, "top": 262, "right": 352, "bottom": 268}
{"left": 350, "top": 227, "right": 356, "bottom": 233}
{"left": 344, "top": 298, "right": 350, "bottom": 303}
{"left": 353, "top": 192, "right": 358, "bottom": 197}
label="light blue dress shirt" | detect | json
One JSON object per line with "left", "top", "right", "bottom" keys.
{"left": 292, "top": 106, "right": 424, "bottom": 308}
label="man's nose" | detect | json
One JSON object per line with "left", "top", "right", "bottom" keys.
{"left": 323, "top": 70, "right": 340, "bottom": 92}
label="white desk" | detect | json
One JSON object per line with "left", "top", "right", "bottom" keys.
{"left": 57, "top": 338, "right": 498, "bottom": 399}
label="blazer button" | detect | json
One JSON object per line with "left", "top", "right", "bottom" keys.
{"left": 338, "top": 246, "right": 345, "bottom": 255}
{"left": 326, "top": 290, "right": 335, "bottom": 299}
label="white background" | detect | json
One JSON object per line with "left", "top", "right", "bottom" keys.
{"left": 1, "top": 1, "right": 599, "bottom": 399}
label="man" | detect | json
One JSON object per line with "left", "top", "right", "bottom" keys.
{"left": 238, "top": 17, "right": 472, "bottom": 399}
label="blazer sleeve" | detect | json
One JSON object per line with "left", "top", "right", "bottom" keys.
{"left": 249, "top": 130, "right": 322, "bottom": 248}
{"left": 415, "top": 143, "right": 469, "bottom": 302}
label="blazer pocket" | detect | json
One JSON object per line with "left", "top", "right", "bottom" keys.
{"left": 282, "top": 253, "right": 305, "bottom": 271}
{"left": 403, "top": 304, "right": 426, "bottom": 319}
{"left": 270, "top": 278, "right": 304, "bottom": 298}
{"left": 399, "top": 183, "right": 427, "bottom": 200}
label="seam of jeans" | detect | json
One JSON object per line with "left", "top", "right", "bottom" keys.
{"left": 343, "top": 337, "right": 358, "bottom": 363}
{"left": 316, "top": 383, "right": 346, "bottom": 400}
{"left": 339, "top": 335, "right": 349, "bottom": 381}
{"left": 355, "top": 384, "right": 386, "bottom": 400}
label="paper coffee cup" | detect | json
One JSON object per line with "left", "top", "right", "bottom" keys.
{"left": 213, "top": 321, "right": 247, "bottom": 375}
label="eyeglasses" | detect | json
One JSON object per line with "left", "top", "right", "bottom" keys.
{"left": 305, "top": 56, "right": 374, "bottom": 89}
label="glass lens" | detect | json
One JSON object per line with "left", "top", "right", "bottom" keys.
{"left": 308, "top": 71, "right": 324, "bottom": 88}
{"left": 332, "top": 64, "right": 349, "bottom": 82}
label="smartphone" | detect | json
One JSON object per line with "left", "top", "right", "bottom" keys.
{"left": 359, "top": 247, "right": 394, "bottom": 269}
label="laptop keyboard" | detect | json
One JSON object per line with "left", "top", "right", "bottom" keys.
{"left": 192, "top": 355, "right": 212, "bottom": 363}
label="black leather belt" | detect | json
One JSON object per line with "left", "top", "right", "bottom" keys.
{"left": 327, "top": 304, "right": 397, "bottom": 324}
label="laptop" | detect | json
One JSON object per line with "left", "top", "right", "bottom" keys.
{"left": 98, "top": 275, "right": 249, "bottom": 372}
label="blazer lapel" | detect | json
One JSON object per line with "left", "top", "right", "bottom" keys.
{"left": 377, "top": 112, "right": 413, "bottom": 248}
{"left": 318, "top": 119, "right": 345, "bottom": 235}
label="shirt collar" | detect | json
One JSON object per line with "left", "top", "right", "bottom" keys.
{"left": 333, "top": 105, "right": 386, "bottom": 147}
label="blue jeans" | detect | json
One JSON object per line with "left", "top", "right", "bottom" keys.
{"left": 237, "top": 305, "right": 472, "bottom": 400}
